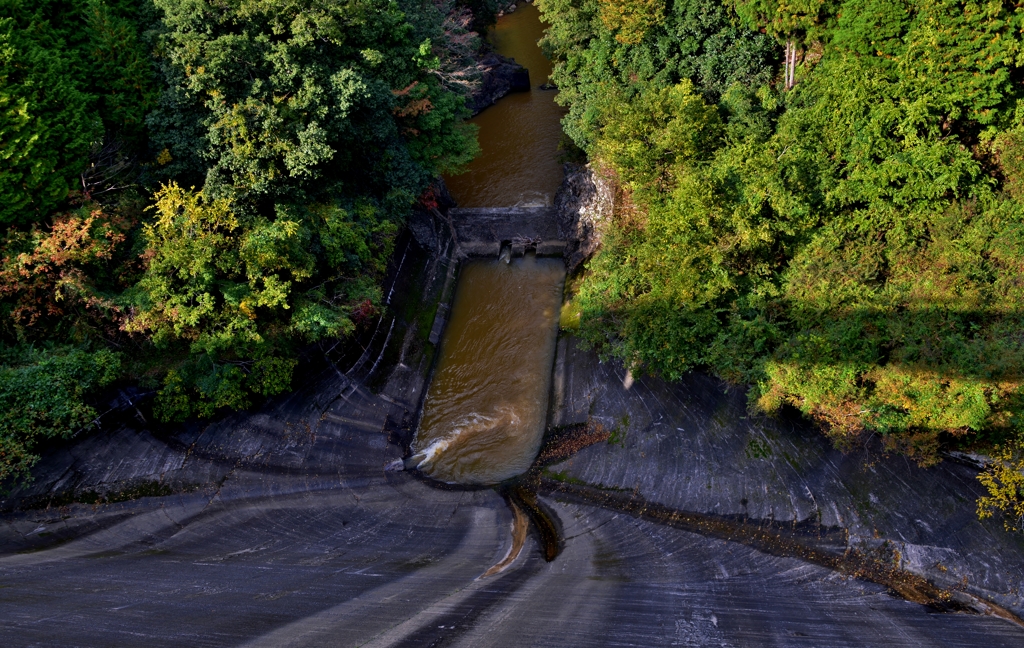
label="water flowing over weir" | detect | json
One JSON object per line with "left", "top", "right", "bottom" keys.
{"left": 4, "top": 5, "right": 1024, "bottom": 647}
{"left": 410, "top": 256, "right": 564, "bottom": 485}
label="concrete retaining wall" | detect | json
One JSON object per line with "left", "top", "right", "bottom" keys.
{"left": 449, "top": 207, "right": 568, "bottom": 259}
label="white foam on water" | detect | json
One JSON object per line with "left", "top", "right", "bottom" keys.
{"left": 409, "top": 437, "right": 452, "bottom": 470}
{"left": 412, "top": 407, "right": 522, "bottom": 475}
{"left": 514, "top": 190, "right": 550, "bottom": 207}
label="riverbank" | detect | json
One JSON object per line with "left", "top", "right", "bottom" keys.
{"left": 3, "top": 6, "right": 1024, "bottom": 646}
{"left": 3, "top": 329, "right": 1024, "bottom": 644}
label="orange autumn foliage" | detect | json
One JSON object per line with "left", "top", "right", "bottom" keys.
{"left": 0, "top": 209, "right": 130, "bottom": 336}
{"left": 392, "top": 82, "right": 434, "bottom": 136}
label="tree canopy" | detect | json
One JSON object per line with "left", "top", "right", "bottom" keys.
{"left": 541, "top": 0, "right": 1024, "bottom": 468}
{"left": 0, "top": 0, "right": 480, "bottom": 483}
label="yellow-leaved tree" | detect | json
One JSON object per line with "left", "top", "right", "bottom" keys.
{"left": 978, "top": 441, "right": 1024, "bottom": 533}
{"left": 597, "top": 0, "right": 665, "bottom": 45}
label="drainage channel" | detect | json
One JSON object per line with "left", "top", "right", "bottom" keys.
{"left": 409, "top": 253, "right": 565, "bottom": 486}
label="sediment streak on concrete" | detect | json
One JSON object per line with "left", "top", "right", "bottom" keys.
{"left": 1, "top": 317, "right": 1024, "bottom": 644}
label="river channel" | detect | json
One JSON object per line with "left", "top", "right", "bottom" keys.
{"left": 444, "top": 3, "right": 566, "bottom": 208}
{"left": 410, "top": 255, "right": 564, "bottom": 484}
{"left": 410, "top": 3, "right": 568, "bottom": 485}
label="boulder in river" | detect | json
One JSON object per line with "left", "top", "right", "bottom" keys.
{"left": 470, "top": 52, "right": 530, "bottom": 115}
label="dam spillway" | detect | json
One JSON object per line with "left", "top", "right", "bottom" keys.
{"left": 411, "top": 255, "right": 564, "bottom": 485}
{"left": 411, "top": 0, "right": 570, "bottom": 487}
{"left": 3, "top": 4, "right": 1024, "bottom": 646}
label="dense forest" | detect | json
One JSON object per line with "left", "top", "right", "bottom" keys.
{"left": 539, "top": 0, "right": 1024, "bottom": 524}
{"left": 0, "top": 0, "right": 483, "bottom": 483}
{"left": 2, "top": 0, "right": 1023, "bottom": 528}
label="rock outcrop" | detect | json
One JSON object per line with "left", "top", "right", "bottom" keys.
{"left": 554, "top": 163, "right": 615, "bottom": 272}
{"left": 546, "top": 335, "right": 1024, "bottom": 623}
{"left": 469, "top": 52, "right": 530, "bottom": 115}
{"left": 406, "top": 177, "right": 456, "bottom": 253}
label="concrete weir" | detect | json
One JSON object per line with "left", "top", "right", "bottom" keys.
{"left": 1, "top": 198, "right": 1024, "bottom": 644}
{"left": 449, "top": 206, "right": 568, "bottom": 258}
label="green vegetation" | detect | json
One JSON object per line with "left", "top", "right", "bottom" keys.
{"left": 4, "top": 0, "right": 1023, "bottom": 533}
{"left": 0, "top": 0, "right": 156, "bottom": 224}
{"left": 0, "top": 345, "right": 121, "bottom": 482}
{"left": 745, "top": 436, "right": 772, "bottom": 460}
{"left": 540, "top": 0, "right": 1024, "bottom": 470}
{"left": 978, "top": 441, "right": 1024, "bottom": 532}
{"left": 607, "top": 413, "right": 628, "bottom": 446}
{"left": 0, "top": 0, "right": 480, "bottom": 483}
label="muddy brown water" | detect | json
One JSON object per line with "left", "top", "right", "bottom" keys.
{"left": 411, "top": 6, "right": 568, "bottom": 486}
{"left": 411, "top": 255, "right": 565, "bottom": 485}
{"left": 444, "top": 3, "right": 567, "bottom": 207}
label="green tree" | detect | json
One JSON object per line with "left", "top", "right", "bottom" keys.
{"left": 149, "top": 0, "right": 477, "bottom": 204}
{"left": 0, "top": 6, "right": 98, "bottom": 224}
{"left": 133, "top": 0, "right": 479, "bottom": 419}
{"left": 0, "top": 345, "right": 121, "bottom": 484}
{"left": 128, "top": 182, "right": 398, "bottom": 418}
{"left": 732, "top": 0, "right": 840, "bottom": 43}
{"left": 548, "top": 0, "right": 1024, "bottom": 465}
{"left": 539, "top": 0, "right": 776, "bottom": 150}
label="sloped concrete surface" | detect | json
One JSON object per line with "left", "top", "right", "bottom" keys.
{"left": 546, "top": 336, "right": 1024, "bottom": 619}
{"left": 1, "top": 345, "right": 1024, "bottom": 645}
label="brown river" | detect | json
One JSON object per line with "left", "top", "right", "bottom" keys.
{"left": 444, "top": 3, "right": 566, "bottom": 208}
{"left": 411, "top": 4, "right": 567, "bottom": 485}
{"left": 410, "top": 255, "right": 564, "bottom": 484}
